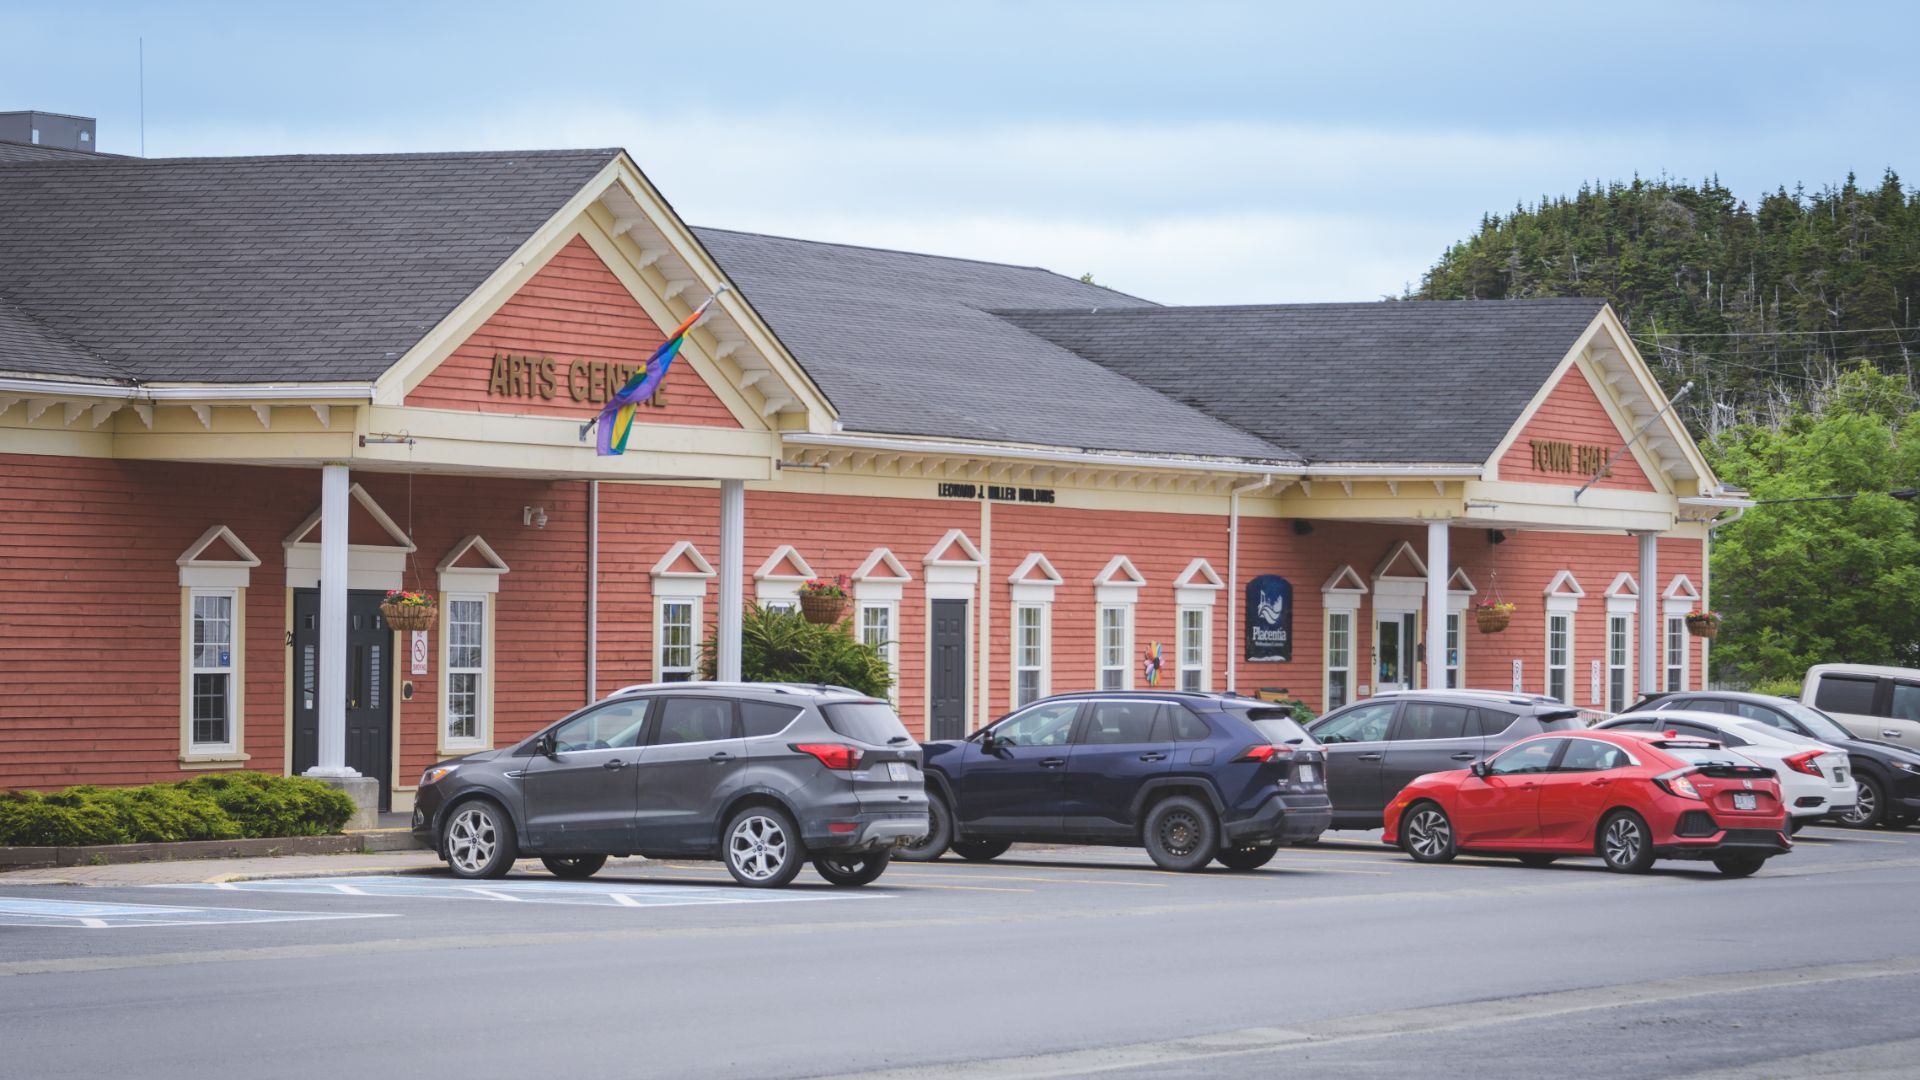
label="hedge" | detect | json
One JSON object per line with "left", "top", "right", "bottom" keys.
{"left": 0, "top": 773, "right": 357, "bottom": 847}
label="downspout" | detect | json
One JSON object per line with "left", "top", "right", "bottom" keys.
{"left": 586, "top": 480, "right": 599, "bottom": 704}
{"left": 1225, "top": 474, "right": 1275, "bottom": 694}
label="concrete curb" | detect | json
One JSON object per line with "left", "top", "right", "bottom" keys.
{"left": 0, "top": 829, "right": 427, "bottom": 871}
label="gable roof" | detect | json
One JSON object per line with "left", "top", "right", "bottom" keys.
{"left": 997, "top": 298, "right": 1607, "bottom": 465}
{"left": 0, "top": 148, "right": 618, "bottom": 384}
{"left": 692, "top": 227, "right": 1293, "bottom": 462}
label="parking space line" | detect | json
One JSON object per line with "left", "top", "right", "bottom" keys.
{"left": 0, "top": 895, "right": 397, "bottom": 930}
{"left": 1799, "top": 829, "right": 1909, "bottom": 844}
{"left": 155, "top": 876, "right": 889, "bottom": 909}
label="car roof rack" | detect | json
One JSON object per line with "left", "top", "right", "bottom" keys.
{"left": 607, "top": 681, "right": 868, "bottom": 698}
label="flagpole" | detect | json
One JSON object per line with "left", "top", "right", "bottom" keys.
{"left": 579, "top": 286, "right": 729, "bottom": 442}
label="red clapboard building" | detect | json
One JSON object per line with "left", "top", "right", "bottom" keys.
{"left": 0, "top": 133, "right": 1746, "bottom": 815}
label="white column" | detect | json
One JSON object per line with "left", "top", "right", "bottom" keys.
{"left": 1424, "top": 521, "right": 1449, "bottom": 690}
{"left": 716, "top": 479, "right": 745, "bottom": 682}
{"left": 1638, "top": 532, "right": 1659, "bottom": 694}
{"left": 306, "top": 463, "right": 357, "bottom": 777}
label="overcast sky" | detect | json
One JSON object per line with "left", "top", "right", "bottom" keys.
{"left": 5, "top": 1, "right": 1913, "bottom": 304}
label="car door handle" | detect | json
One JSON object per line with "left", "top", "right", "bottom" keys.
{"left": 602, "top": 759, "right": 628, "bottom": 770}
{"left": 1139, "top": 752, "right": 1167, "bottom": 762}
{"left": 1357, "top": 753, "right": 1384, "bottom": 762}
{"left": 1883, "top": 730, "right": 1903, "bottom": 739}
{"left": 1040, "top": 757, "right": 1067, "bottom": 768}
{"left": 1450, "top": 752, "right": 1477, "bottom": 761}
{"left": 1586, "top": 778, "right": 1611, "bottom": 787}
{"left": 708, "top": 752, "right": 734, "bottom": 763}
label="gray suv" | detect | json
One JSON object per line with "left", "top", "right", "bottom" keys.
{"left": 1306, "top": 690, "right": 1583, "bottom": 830}
{"left": 411, "top": 683, "right": 930, "bottom": 888}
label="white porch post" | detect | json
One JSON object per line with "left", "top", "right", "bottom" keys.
{"left": 716, "top": 479, "right": 745, "bottom": 682}
{"left": 306, "top": 463, "right": 357, "bottom": 777}
{"left": 1424, "top": 521, "right": 1449, "bottom": 690}
{"left": 1638, "top": 532, "right": 1659, "bottom": 694}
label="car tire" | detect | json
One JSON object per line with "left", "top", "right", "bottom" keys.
{"left": 1516, "top": 854, "right": 1557, "bottom": 868}
{"left": 1713, "top": 855, "right": 1767, "bottom": 878}
{"left": 1839, "top": 774, "right": 1885, "bottom": 828}
{"left": 895, "top": 793, "right": 953, "bottom": 862}
{"left": 813, "top": 851, "right": 891, "bottom": 887}
{"left": 1143, "top": 795, "right": 1219, "bottom": 872}
{"left": 442, "top": 799, "right": 516, "bottom": 879}
{"left": 1214, "top": 845, "right": 1278, "bottom": 871}
{"left": 1598, "top": 810, "right": 1656, "bottom": 874}
{"left": 723, "top": 804, "right": 805, "bottom": 888}
{"left": 540, "top": 854, "right": 607, "bottom": 879}
{"left": 951, "top": 840, "right": 1012, "bottom": 862}
{"left": 1400, "top": 802, "right": 1457, "bottom": 864}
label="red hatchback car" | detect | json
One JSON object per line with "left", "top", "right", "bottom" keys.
{"left": 1381, "top": 730, "right": 1791, "bottom": 877}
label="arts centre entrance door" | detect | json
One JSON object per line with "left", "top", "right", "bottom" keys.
{"left": 291, "top": 589, "right": 394, "bottom": 809}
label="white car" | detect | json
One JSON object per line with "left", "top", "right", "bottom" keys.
{"left": 1598, "top": 709, "right": 1857, "bottom": 829}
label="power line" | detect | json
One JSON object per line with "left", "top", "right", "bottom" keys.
{"left": 1630, "top": 325, "right": 1917, "bottom": 339}
{"left": 1747, "top": 488, "right": 1918, "bottom": 506}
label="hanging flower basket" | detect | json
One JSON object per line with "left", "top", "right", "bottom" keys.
{"left": 798, "top": 576, "right": 850, "bottom": 625}
{"left": 1685, "top": 610, "right": 1720, "bottom": 640}
{"left": 381, "top": 590, "right": 437, "bottom": 632}
{"left": 1474, "top": 600, "right": 1515, "bottom": 634}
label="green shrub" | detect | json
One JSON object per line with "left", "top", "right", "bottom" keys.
{"left": 0, "top": 773, "right": 356, "bottom": 847}
{"left": 1742, "top": 678, "right": 1805, "bottom": 701}
{"left": 0, "top": 790, "right": 125, "bottom": 847}
{"left": 700, "top": 604, "right": 895, "bottom": 699}
{"left": 177, "top": 772, "right": 356, "bottom": 838}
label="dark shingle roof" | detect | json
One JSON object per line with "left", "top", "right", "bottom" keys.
{"left": 998, "top": 299, "right": 1608, "bottom": 464}
{"left": 693, "top": 227, "right": 1296, "bottom": 461}
{"left": 0, "top": 292, "right": 127, "bottom": 380}
{"left": 0, "top": 149, "right": 618, "bottom": 382}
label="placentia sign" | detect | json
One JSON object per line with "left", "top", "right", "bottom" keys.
{"left": 1245, "top": 574, "right": 1292, "bottom": 662}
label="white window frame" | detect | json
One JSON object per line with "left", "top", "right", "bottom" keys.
{"left": 858, "top": 601, "right": 899, "bottom": 700}
{"left": 442, "top": 592, "right": 489, "bottom": 750}
{"left": 1322, "top": 565, "right": 1368, "bottom": 709}
{"left": 1014, "top": 603, "right": 1050, "bottom": 706}
{"left": 1171, "top": 558, "right": 1222, "bottom": 694}
{"left": 1543, "top": 571, "right": 1584, "bottom": 703}
{"left": 1546, "top": 613, "right": 1572, "bottom": 703}
{"left": 437, "top": 535, "right": 509, "bottom": 753}
{"left": 1093, "top": 555, "right": 1145, "bottom": 692}
{"left": 1607, "top": 614, "right": 1633, "bottom": 713}
{"left": 1178, "top": 606, "right": 1210, "bottom": 693}
{"left": 176, "top": 525, "right": 260, "bottom": 766}
{"left": 651, "top": 541, "right": 716, "bottom": 685}
{"left": 188, "top": 588, "right": 240, "bottom": 755}
{"left": 1605, "top": 574, "right": 1638, "bottom": 713}
{"left": 1445, "top": 568, "right": 1474, "bottom": 691}
{"left": 1008, "top": 553, "right": 1062, "bottom": 709}
{"left": 1663, "top": 575, "right": 1698, "bottom": 693}
{"left": 656, "top": 596, "right": 700, "bottom": 683}
{"left": 853, "top": 547, "right": 912, "bottom": 705}
{"left": 1325, "top": 610, "right": 1354, "bottom": 710}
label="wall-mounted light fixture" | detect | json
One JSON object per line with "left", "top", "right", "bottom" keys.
{"left": 522, "top": 506, "right": 548, "bottom": 529}
{"left": 1291, "top": 519, "right": 1314, "bottom": 536}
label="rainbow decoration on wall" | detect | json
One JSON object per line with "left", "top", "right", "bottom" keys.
{"left": 589, "top": 290, "right": 723, "bottom": 456}
{"left": 1142, "top": 642, "right": 1163, "bottom": 687}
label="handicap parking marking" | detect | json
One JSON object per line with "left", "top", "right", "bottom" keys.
{"left": 0, "top": 895, "right": 397, "bottom": 930}
{"left": 155, "top": 875, "right": 889, "bottom": 909}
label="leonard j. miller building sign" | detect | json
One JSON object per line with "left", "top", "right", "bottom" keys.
{"left": 486, "top": 352, "right": 667, "bottom": 407}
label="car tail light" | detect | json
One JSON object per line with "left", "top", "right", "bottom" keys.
{"left": 1236, "top": 744, "right": 1292, "bottom": 763}
{"left": 1653, "top": 769, "right": 1704, "bottom": 800}
{"left": 1783, "top": 750, "right": 1824, "bottom": 777}
{"left": 791, "top": 743, "right": 862, "bottom": 770}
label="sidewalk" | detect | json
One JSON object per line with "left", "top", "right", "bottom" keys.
{"left": 0, "top": 849, "right": 449, "bottom": 887}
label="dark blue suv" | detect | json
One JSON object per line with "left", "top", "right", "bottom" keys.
{"left": 901, "top": 692, "right": 1332, "bottom": 871}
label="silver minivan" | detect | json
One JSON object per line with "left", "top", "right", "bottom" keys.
{"left": 1803, "top": 664, "right": 1920, "bottom": 747}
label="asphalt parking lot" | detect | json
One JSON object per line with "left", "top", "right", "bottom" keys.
{"left": 5, "top": 825, "right": 1920, "bottom": 1079}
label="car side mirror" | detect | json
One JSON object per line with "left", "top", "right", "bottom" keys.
{"left": 538, "top": 733, "right": 558, "bottom": 758}
{"left": 1470, "top": 760, "right": 1491, "bottom": 779}
{"left": 978, "top": 732, "right": 998, "bottom": 754}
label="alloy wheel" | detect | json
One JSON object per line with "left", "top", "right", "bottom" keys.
{"left": 1603, "top": 816, "right": 1643, "bottom": 868}
{"left": 1840, "top": 782, "right": 1878, "bottom": 826}
{"left": 728, "top": 813, "right": 790, "bottom": 883}
{"left": 447, "top": 806, "right": 497, "bottom": 875}
{"left": 1407, "top": 809, "right": 1452, "bottom": 859}
{"left": 1156, "top": 808, "right": 1202, "bottom": 858}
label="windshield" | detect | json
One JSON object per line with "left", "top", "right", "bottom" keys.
{"left": 819, "top": 701, "right": 913, "bottom": 746}
{"left": 1227, "top": 707, "right": 1313, "bottom": 745}
{"left": 1773, "top": 699, "right": 1856, "bottom": 742}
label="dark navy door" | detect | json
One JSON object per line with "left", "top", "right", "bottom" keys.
{"left": 929, "top": 600, "right": 969, "bottom": 740}
{"left": 958, "top": 699, "right": 1079, "bottom": 836}
{"left": 1064, "top": 700, "right": 1173, "bottom": 839}
{"left": 291, "top": 589, "right": 393, "bottom": 810}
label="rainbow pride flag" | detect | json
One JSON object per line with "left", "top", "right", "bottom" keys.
{"left": 593, "top": 292, "right": 721, "bottom": 456}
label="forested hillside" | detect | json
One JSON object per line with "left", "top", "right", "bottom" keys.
{"left": 1414, "top": 172, "right": 1920, "bottom": 432}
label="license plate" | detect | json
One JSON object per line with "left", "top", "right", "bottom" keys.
{"left": 1835, "top": 769, "right": 1847, "bottom": 783}
{"left": 1295, "top": 764, "right": 1316, "bottom": 783}
{"left": 887, "top": 762, "right": 915, "bottom": 782}
{"left": 1733, "top": 793, "right": 1757, "bottom": 811}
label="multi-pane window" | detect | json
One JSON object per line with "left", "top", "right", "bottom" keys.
{"left": 446, "top": 595, "right": 486, "bottom": 745}
{"left": 859, "top": 603, "right": 896, "bottom": 701}
{"left": 1546, "top": 613, "right": 1571, "bottom": 703}
{"left": 1445, "top": 612, "right": 1462, "bottom": 690}
{"left": 1665, "top": 615, "right": 1686, "bottom": 692}
{"left": 189, "top": 591, "right": 235, "bottom": 750}
{"left": 1015, "top": 604, "right": 1046, "bottom": 706}
{"left": 762, "top": 599, "right": 798, "bottom": 614}
{"left": 1608, "top": 614, "right": 1631, "bottom": 713}
{"left": 1098, "top": 605, "right": 1128, "bottom": 691}
{"left": 660, "top": 600, "right": 696, "bottom": 682}
{"left": 1325, "top": 611, "right": 1352, "bottom": 710}
{"left": 1178, "top": 607, "right": 1207, "bottom": 692}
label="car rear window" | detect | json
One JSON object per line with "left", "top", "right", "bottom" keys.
{"left": 1474, "top": 708, "right": 1519, "bottom": 737}
{"left": 819, "top": 701, "right": 913, "bottom": 746}
{"left": 1225, "top": 707, "right": 1308, "bottom": 745}
{"left": 1151, "top": 705, "right": 1214, "bottom": 742}
{"left": 1663, "top": 747, "right": 1749, "bottom": 767}
{"left": 740, "top": 700, "right": 803, "bottom": 738}
{"left": 1814, "top": 676, "right": 1879, "bottom": 716}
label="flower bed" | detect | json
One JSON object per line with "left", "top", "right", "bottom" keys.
{"left": 0, "top": 773, "right": 357, "bottom": 847}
